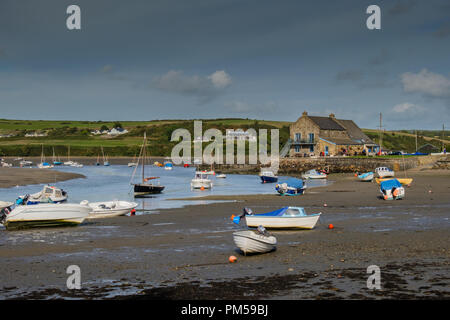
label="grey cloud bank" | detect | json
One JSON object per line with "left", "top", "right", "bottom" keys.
{"left": 0, "top": 0, "right": 449, "bottom": 130}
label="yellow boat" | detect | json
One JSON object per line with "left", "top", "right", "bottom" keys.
{"left": 375, "top": 178, "right": 413, "bottom": 185}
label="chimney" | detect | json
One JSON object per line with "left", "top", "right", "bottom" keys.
{"left": 329, "top": 113, "right": 335, "bottom": 118}
{"left": 302, "top": 111, "right": 308, "bottom": 117}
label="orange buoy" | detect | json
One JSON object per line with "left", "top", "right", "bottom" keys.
{"left": 324, "top": 203, "right": 328, "bottom": 207}
{"left": 200, "top": 186, "right": 205, "bottom": 191}
{"left": 328, "top": 224, "right": 334, "bottom": 229}
{"left": 230, "top": 214, "right": 236, "bottom": 221}
{"left": 229, "top": 255, "right": 237, "bottom": 263}
{"left": 354, "top": 173, "right": 358, "bottom": 177}
{"left": 130, "top": 209, "right": 136, "bottom": 216}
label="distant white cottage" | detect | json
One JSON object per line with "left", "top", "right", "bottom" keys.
{"left": 91, "top": 127, "right": 128, "bottom": 136}
{"left": 225, "top": 129, "right": 257, "bottom": 141}
{"left": 25, "top": 132, "right": 47, "bottom": 137}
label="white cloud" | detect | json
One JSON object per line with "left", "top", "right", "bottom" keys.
{"left": 151, "top": 70, "right": 232, "bottom": 102}
{"left": 208, "top": 70, "right": 232, "bottom": 89}
{"left": 401, "top": 69, "right": 450, "bottom": 98}
{"left": 392, "top": 102, "right": 424, "bottom": 113}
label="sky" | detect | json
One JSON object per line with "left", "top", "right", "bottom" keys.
{"left": 0, "top": 0, "right": 449, "bottom": 130}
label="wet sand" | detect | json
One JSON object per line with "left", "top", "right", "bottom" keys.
{"left": 0, "top": 167, "right": 85, "bottom": 189}
{"left": 0, "top": 169, "right": 449, "bottom": 299}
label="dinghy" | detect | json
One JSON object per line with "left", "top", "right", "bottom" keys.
{"left": 2, "top": 203, "right": 90, "bottom": 230}
{"left": 232, "top": 207, "right": 321, "bottom": 229}
{"left": 164, "top": 162, "right": 173, "bottom": 170}
{"left": 81, "top": 200, "right": 138, "bottom": 219}
{"left": 380, "top": 178, "right": 405, "bottom": 200}
{"left": 275, "top": 178, "right": 306, "bottom": 196}
{"left": 375, "top": 167, "right": 395, "bottom": 178}
{"left": 302, "top": 169, "right": 327, "bottom": 179}
{"left": 358, "top": 172, "right": 374, "bottom": 182}
{"left": 233, "top": 226, "right": 277, "bottom": 255}
{"left": 17, "top": 185, "right": 68, "bottom": 205}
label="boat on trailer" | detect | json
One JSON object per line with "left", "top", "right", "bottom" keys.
{"left": 1, "top": 203, "right": 90, "bottom": 230}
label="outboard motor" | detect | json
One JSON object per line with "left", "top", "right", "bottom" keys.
{"left": 0, "top": 207, "right": 11, "bottom": 224}
{"left": 243, "top": 207, "right": 253, "bottom": 216}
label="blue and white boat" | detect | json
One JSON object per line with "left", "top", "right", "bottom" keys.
{"left": 232, "top": 207, "right": 321, "bottom": 229}
{"left": 275, "top": 178, "right": 306, "bottom": 196}
{"left": 16, "top": 185, "right": 68, "bottom": 205}
{"left": 164, "top": 162, "right": 173, "bottom": 170}
{"left": 380, "top": 178, "right": 405, "bottom": 200}
{"left": 358, "top": 172, "right": 374, "bottom": 182}
{"left": 259, "top": 169, "right": 278, "bottom": 183}
{"left": 302, "top": 169, "right": 327, "bottom": 179}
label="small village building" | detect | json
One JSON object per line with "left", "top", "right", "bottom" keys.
{"left": 289, "top": 111, "right": 379, "bottom": 157}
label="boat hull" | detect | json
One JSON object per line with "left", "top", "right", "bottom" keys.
{"left": 358, "top": 173, "right": 374, "bottom": 182}
{"left": 133, "top": 184, "right": 165, "bottom": 196}
{"left": 245, "top": 213, "right": 321, "bottom": 229}
{"left": 191, "top": 179, "right": 212, "bottom": 189}
{"left": 4, "top": 204, "right": 90, "bottom": 230}
{"left": 87, "top": 201, "right": 138, "bottom": 219}
{"left": 233, "top": 231, "right": 277, "bottom": 255}
{"left": 260, "top": 175, "right": 278, "bottom": 183}
{"left": 376, "top": 178, "right": 413, "bottom": 185}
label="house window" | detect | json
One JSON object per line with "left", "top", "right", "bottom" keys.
{"left": 295, "top": 133, "right": 301, "bottom": 142}
{"left": 294, "top": 145, "right": 300, "bottom": 152}
{"left": 310, "top": 145, "right": 314, "bottom": 152}
{"left": 325, "top": 146, "right": 329, "bottom": 155}
{"left": 309, "top": 133, "right": 314, "bottom": 142}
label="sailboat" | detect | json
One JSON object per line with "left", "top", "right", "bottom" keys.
{"left": 131, "top": 133, "right": 165, "bottom": 197}
{"left": 52, "top": 147, "right": 63, "bottom": 165}
{"left": 96, "top": 153, "right": 100, "bottom": 166}
{"left": 64, "top": 146, "right": 75, "bottom": 166}
{"left": 101, "top": 146, "right": 110, "bottom": 166}
{"left": 37, "top": 144, "right": 54, "bottom": 169}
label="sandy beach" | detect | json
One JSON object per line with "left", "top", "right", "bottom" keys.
{"left": 0, "top": 167, "right": 85, "bottom": 189}
{"left": 0, "top": 168, "right": 449, "bottom": 299}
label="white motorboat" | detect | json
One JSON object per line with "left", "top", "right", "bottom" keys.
{"left": 216, "top": 173, "right": 226, "bottom": 178}
{"left": 70, "top": 162, "right": 83, "bottom": 168}
{"left": 1, "top": 161, "right": 12, "bottom": 167}
{"left": 375, "top": 167, "right": 395, "bottom": 178}
{"left": 380, "top": 179, "right": 405, "bottom": 200}
{"left": 128, "top": 162, "right": 138, "bottom": 167}
{"left": 234, "top": 207, "right": 321, "bottom": 229}
{"left": 191, "top": 171, "right": 212, "bottom": 189}
{"left": 81, "top": 200, "right": 138, "bottom": 219}
{"left": 302, "top": 169, "right": 327, "bottom": 179}
{"left": 233, "top": 227, "right": 277, "bottom": 255}
{"left": 2, "top": 203, "right": 90, "bottom": 230}
{"left": 19, "top": 160, "right": 33, "bottom": 167}
{"left": 17, "top": 185, "right": 68, "bottom": 205}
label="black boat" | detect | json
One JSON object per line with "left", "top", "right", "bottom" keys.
{"left": 131, "top": 133, "right": 165, "bottom": 197}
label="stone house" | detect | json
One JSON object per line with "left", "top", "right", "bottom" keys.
{"left": 289, "top": 111, "right": 379, "bottom": 157}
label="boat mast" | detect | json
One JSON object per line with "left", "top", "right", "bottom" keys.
{"left": 415, "top": 130, "right": 418, "bottom": 153}
{"left": 443, "top": 124, "right": 445, "bottom": 152}
{"left": 142, "top": 132, "right": 146, "bottom": 183}
{"left": 378, "top": 113, "right": 383, "bottom": 155}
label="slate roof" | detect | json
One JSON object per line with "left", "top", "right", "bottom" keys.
{"left": 308, "top": 116, "right": 345, "bottom": 130}
{"left": 334, "top": 119, "right": 376, "bottom": 145}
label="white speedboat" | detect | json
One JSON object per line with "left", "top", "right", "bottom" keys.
{"left": 81, "top": 200, "right": 138, "bottom": 219}
{"left": 1, "top": 162, "right": 12, "bottom": 167}
{"left": 37, "top": 162, "right": 54, "bottom": 169}
{"left": 375, "top": 167, "right": 395, "bottom": 178}
{"left": 19, "top": 160, "right": 33, "bottom": 167}
{"left": 128, "top": 162, "right": 137, "bottom": 167}
{"left": 233, "top": 227, "right": 277, "bottom": 255}
{"left": 2, "top": 203, "right": 90, "bottom": 230}
{"left": 70, "top": 162, "right": 83, "bottom": 168}
{"left": 17, "top": 185, "right": 68, "bottom": 205}
{"left": 302, "top": 169, "right": 327, "bottom": 179}
{"left": 216, "top": 173, "right": 226, "bottom": 178}
{"left": 234, "top": 207, "right": 321, "bottom": 229}
{"left": 191, "top": 171, "right": 212, "bottom": 189}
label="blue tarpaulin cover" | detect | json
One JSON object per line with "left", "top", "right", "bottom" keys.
{"left": 380, "top": 179, "right": 402, "bottom": 190}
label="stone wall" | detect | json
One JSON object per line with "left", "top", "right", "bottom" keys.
{"left": 201, "top": 155, "right": 447, "bottom": 175}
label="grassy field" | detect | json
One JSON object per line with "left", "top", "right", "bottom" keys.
{"left": 0, "top": 118, "right": 447, "bottom": 156}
